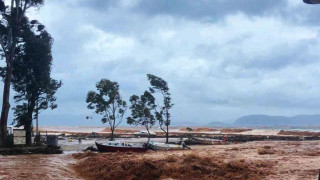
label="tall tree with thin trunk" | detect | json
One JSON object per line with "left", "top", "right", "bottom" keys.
{"left": 127, "top": 91, "right": 156, "bottom": 143}
{"left": 10, "top": 19, "right": 61, "bottom": 145}
{"left": 86, "top": 79, "right": 127, "bottom": 141}
{"left": 147, "top": 74, "right": 173, "bottom": 144}
{"left": 0, "top": 0, "right": 44, "bottom": 146}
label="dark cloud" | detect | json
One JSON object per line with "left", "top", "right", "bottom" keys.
{"left": 277, "top": 3, "right": 320, "bottom": 26}
{"left": 133, "top": 0, "right": 287, "bottom": 19}
{"left": 76, "top": 0, "right": 118, "bottom": 10}
{"left": 245, "top": 40, "right": 319, "bottom": 70}
{"left": 78, "top": 0, "right": 288, "bottom": 20}
{"left": 3, "top": 0, "right": 320, "bottom": 126}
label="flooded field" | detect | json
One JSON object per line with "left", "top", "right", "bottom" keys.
{"left": 1, "top": 140, "right": 320, "bottom": 179}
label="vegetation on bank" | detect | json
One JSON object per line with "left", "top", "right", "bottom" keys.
{"left": 86, "top": 79, "right": 127, "bottom": 141}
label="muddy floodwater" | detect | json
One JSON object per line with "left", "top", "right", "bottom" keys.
{"left": 1, "top": 140, "right": 320, "bottom": 179}
{"left": 0, "top": 154, "right": 79, "bottom": 180}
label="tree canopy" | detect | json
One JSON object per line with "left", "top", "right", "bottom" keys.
{"left": 0, "top": 0, "right": 46, "bottom": 146}
{"left": 147, "top": 74, "right": 173, "bottom": 143}
{"left": 86, "top": 79, "right": 127, "bottom": 141}
{"left": 10, "top": 18, "right": 61, "bottom": 145}
{"left": 127, "top": 91, "right": 157, "bottom": 143}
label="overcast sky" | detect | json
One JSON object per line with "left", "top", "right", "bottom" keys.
{"left": 2, "top": 0, "right": 320, "bottom": 126}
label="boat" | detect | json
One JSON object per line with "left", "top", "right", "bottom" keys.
{"left": 95, "top": 141, "right": 148, "bottom": 152}
{"left": 148, "top": 142, "right": 184, "bottom": 151}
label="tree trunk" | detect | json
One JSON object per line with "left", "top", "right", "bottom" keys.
{"left": 35, "top": 103, "right": 40, "bottom": 145}
{"left": 0, "top": 64, "right": 13, "bottom": 147}
{"left": 165, "top": 109, "right": 170, "bottom": 144}
{"left": 160, "top": 127, "right": 167, "bottom": 143}
{"left": 166, "top": 124, "right": 169, "bottom": 143}
{"left": 110, "top": 127, "right": 114, "bottom": 141}
{"left": 110, "top": 118, "right": 116, "bottom": 141}
{"left": 25, "top": 120, "right": 32, "bottom": 145}
{"left": 25, "top": 107, "right": 34, "bottom": 145}
{"left": 147, "top": 131, "right": 151, "bottom": 144}
{"left": 0, "top": 0, "right": 22, "bottom": 147}
{"left": 146, "top": 126, "right": 151, "bottom": 144}
{"left": 25, "top": 100, "right": 35, "bottom": 145}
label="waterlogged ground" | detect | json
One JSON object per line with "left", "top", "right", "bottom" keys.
{"left": 0, "top": 154, "right": 79, "bottom": 180}
{"left": 0, "top": 140, "right": 320, "bottom": 179}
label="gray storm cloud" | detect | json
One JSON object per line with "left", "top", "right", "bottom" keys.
{"left": 1, "top": 0, "right": 320, "bottom": 126}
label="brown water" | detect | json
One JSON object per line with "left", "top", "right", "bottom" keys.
{"left": 0, "top": 154, "right": 80, "bottom": 180}
{"left": 1, "top": 140, "right": 320, "bottom": 179}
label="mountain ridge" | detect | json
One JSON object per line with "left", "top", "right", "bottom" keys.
{"left": 233, "top": 114, "right": 320, "bottom": 126}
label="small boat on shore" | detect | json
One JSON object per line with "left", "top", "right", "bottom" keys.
{"left": 95, "top": 141, "right": 148, "bottom": 152}
{"left": 148, "top": 142, "right": 185, "bottom": 151}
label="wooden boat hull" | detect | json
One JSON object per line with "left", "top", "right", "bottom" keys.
{"left": 95, "top": 142, "right": 148, "bottom": 152}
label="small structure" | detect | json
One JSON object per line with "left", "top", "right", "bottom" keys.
{"left": 46, "top": 135, "right": 58, "bottom": 147}
{"left": 13, "top": 129, "right": 26, "bottom": 145}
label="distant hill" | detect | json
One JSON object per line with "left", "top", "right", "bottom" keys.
{"left": 233, "top": 114, "right": 320, "bottom": 126}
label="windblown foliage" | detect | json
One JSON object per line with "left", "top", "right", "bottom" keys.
{"left": 86, "top": 79, "right": 127, "bottom": 141}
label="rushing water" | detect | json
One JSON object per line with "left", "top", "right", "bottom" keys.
{"left": 0, "top": 154, "right": 80, "bottom": 179}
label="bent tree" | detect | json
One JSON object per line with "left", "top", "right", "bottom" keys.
{"left": 0, "top": 0, "right": 44, "bottom": 146}
{"left": 86, "top": 79, "right": 127, "bottom": 141}
{"left": 127, "top": 91, "right": 156, "bottom": 143}
{"left": 147, "top": 74, "right": 173, "bottom": 143}
{"left": 11, "top": 20, "right": 61, "bottom": 145}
